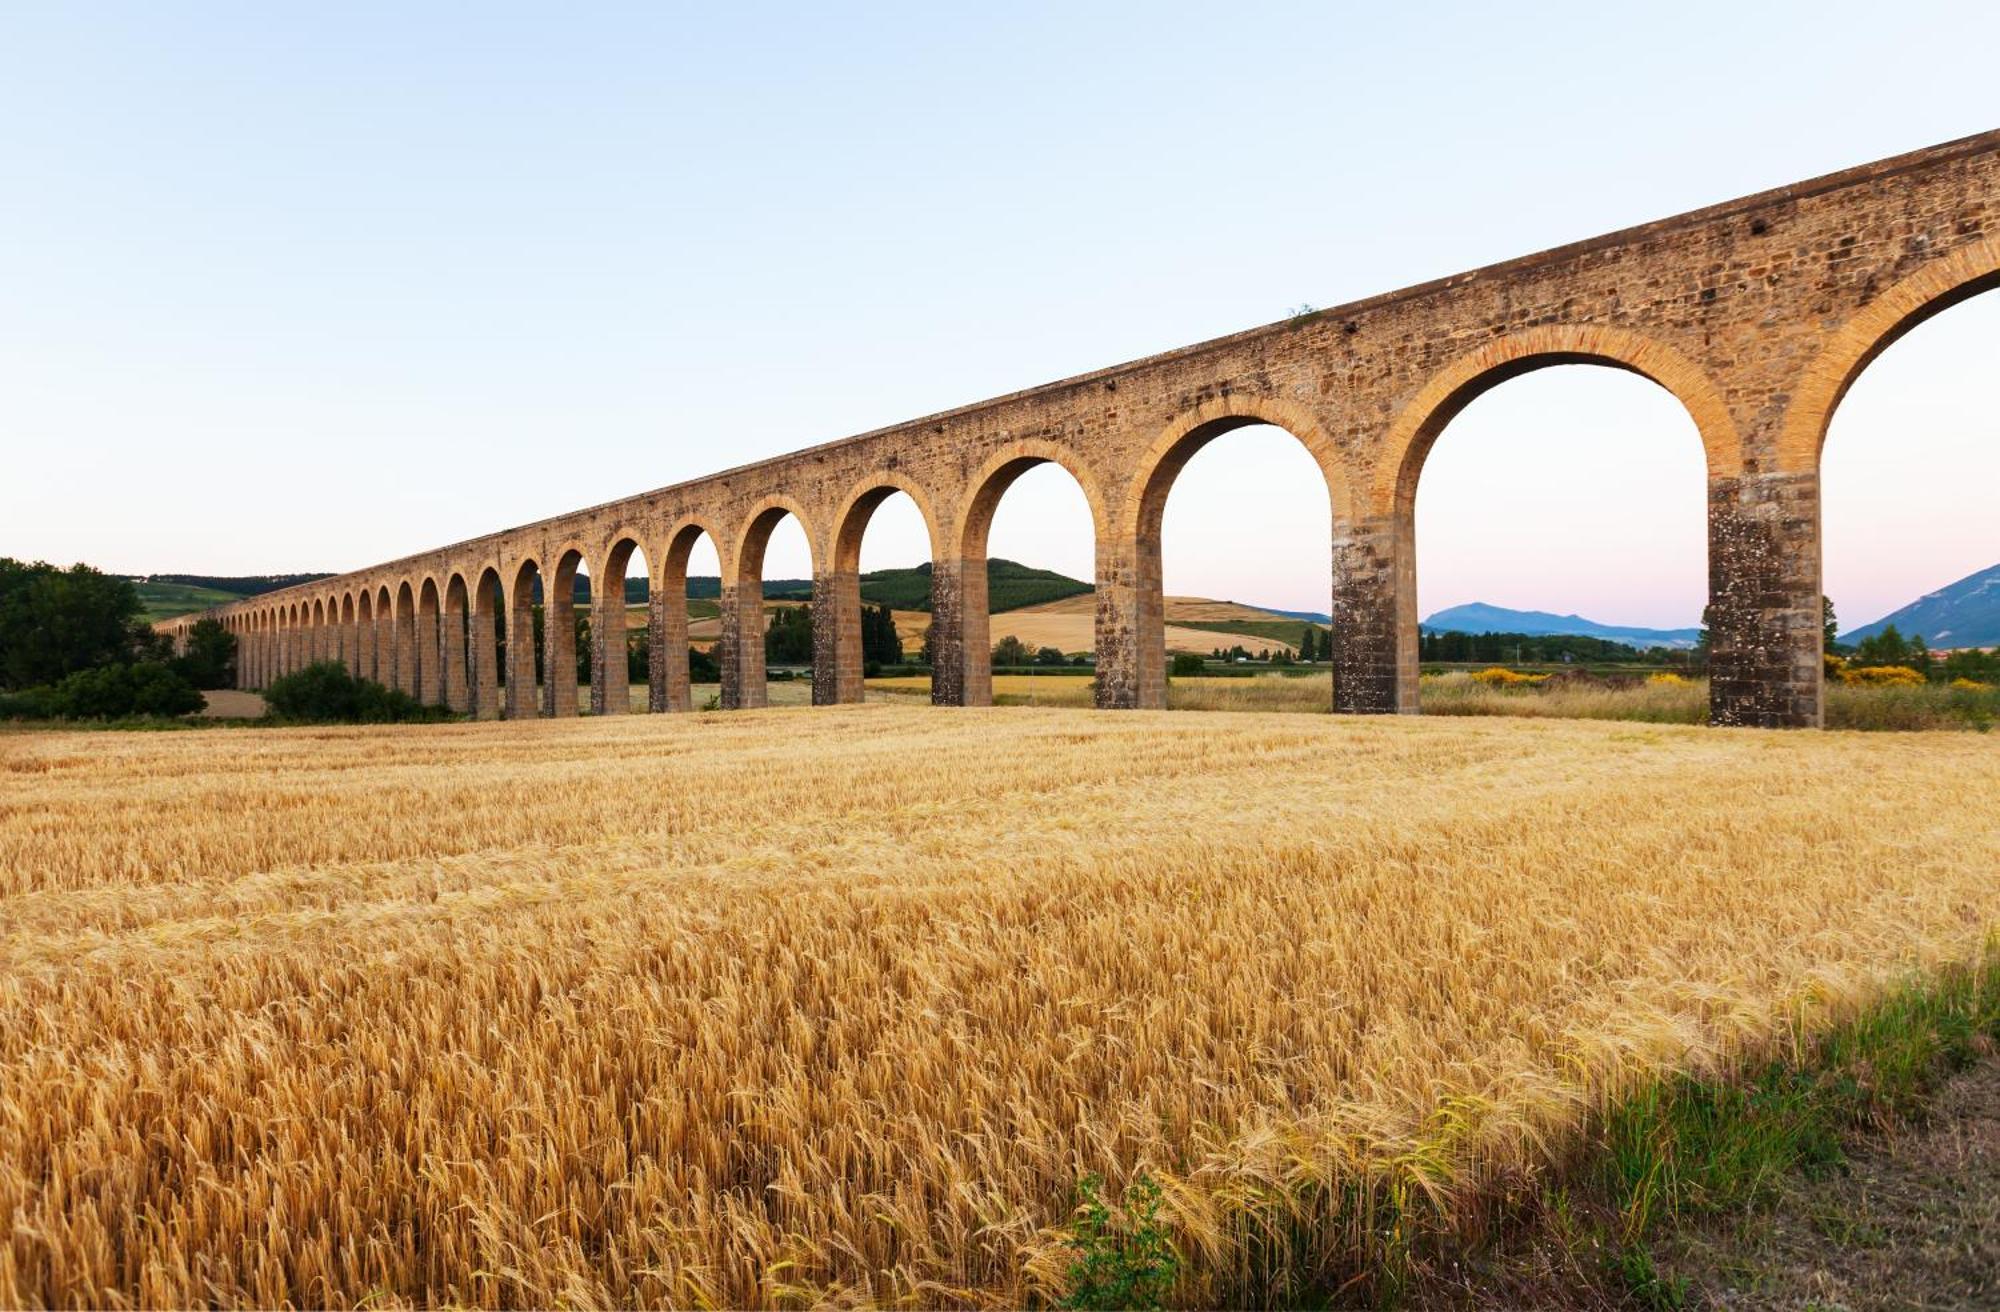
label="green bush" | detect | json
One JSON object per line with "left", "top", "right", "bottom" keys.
{"left": 262, "top": 661, "right": 449, "bottom": 724}
{"left": 1168, "top": 652, "right": 1206, "bottom": 677}
{"left": 13, "top": 662, "right": 208, "bottom": 720}
{"left": 1061, "top": 1173, "right": 1178, "bottom": 1310}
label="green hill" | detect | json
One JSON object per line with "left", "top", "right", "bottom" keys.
{"left": 132, "top": 580, "right": 250, "bottom": 623}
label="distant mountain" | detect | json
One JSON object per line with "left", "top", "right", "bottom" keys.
{"left": 1421, "top": 602, "right": 1702, "bottom": 649}
{"left": 1263, "top": 606, "right": 1333, "bottom": 624}
{"left": 1842, "top": 562, "right": 2000, "bottom": 649}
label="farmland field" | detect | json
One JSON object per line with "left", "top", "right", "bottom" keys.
{"left": 3, "top": 709, "right": 1998, "bottom": 1307}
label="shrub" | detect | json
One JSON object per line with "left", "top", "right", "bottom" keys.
{"left": 262, "top": 661, "right": 447, "bottom": 724}
{"left": 1168, "top": 652, "right": 1206, "bottom": 678}
{"left": 1061, "top": 1173, "right": 1178, "bottom": 1311}
{"left": 1470, "top": 667, "right": 1546, "bottom": 687}
{"left": 1647, "top": 671, "right": 1690, "bottom": 686}
{"left": 26, "top": 662, "right": 206, "bottom": 720}
{"left": 1842, "top": 664, "right": 1925, "bottom": 687}
{"left": 1949, "top": 676, "right": 1992, "bottom": 691}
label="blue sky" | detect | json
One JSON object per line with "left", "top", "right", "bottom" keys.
{"left": 2, "top": 2, "right": 1994, "bottom": 629}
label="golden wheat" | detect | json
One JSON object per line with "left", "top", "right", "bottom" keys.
{"left": 3, "top": 708, "right": 1997, "bottom": 1307}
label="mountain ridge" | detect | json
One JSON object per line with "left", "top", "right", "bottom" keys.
{"left": 1420, "top": 602, "right": 1701, "bottom": 649}
{"left": 1842, "top": 562, "right": 2000, "bottom": 648}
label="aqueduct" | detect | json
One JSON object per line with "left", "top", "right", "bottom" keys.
{"left": 160, "top": 131, "right": 1999, "bottom": 728}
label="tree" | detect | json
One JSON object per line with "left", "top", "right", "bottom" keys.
{"left": 992, "top": 635, "right": 1031, "bottom": 667}
{"left": 765, "top": 604, "right": 814, "bottom": 664}
{"left": 1169, "top": 652, "right": 1205, "bottom": 677}
{"left": 174, "top": 618, "right": 238, "bottom": 690}
{"left": 0, "top": 559, "right": 152, "bottom": 690}
{"left": 861, "top": 603, "right": 902, "bottom": 666}
{"left": 1822, "top": 595, "right": 1840, "bottom": 654}
{"left": 1034, "top": 645, "right": 1067, "bottom": 667}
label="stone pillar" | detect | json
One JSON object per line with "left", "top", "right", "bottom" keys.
{"left": 469, "top": 603, "right": 501, "bottom": 720}
{"left": 413, "top": 608, "right": 439, "bottom": 705}
{"left": 658, "top": 575, "right": 692, "bottom": 712}
{"left": 1093, "top": 537, "right": 1142, "bottom": 709}
{"left": 929, "top": 557, "right": 975, "bottom": 706}
{"left": 1708, "top": 471, "right": 1823, "bottom": 727}
{"left": 647, "top": 587, "right": 671, "bottom": 713}
{"left": 506, "top": 590, "right": 539, "bottom": 719}
{"left": 443, "top": 608, "right": 469, "bottom": 714}
{"left": 815, "top": 570, "right": 859, "bottom": 705}
{"left": 543, "top": 599, "right": 579, "bottom": 717}
{"left": 591, "top": 589, "right": 630, "bottom": 715}
{"left": 394, "top": 612, "right": 417, "bottom": 696}
{"left": 374, "top": 616, "right": 392, "bottom": 690}
{"left": 718, "top": 583, "right": 766, "bottom": 709}
{"left": 1331, "top": 513, "right": 1412, "bottom": 714}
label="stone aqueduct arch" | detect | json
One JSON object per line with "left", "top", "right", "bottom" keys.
{"left": 159, "top": 132, "right": 2000, "bottom": 728}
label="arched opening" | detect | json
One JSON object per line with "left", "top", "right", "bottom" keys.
{"left": 658, "top": 523, "right": 723, "bottom": 713}
{"left": 953, "top": 454, "right": 1097, "bottom": 707}
{"left": 339, "top": 594, "right": 356, "bottom": 675}
{"left": 828, "top": 482, "right": 935, "bottom": 705}
{"left": 539, "top": 548, "right": 588, "bottom": 717}
{"left": 1140, "top": 419, "right": 1336, "bottom": 711}
{"left": 442, "top": 574, "right": 471, "bottom": 714}
{"left": 1821, "top": 280, "right": 2000, "bottom": 685}
{"left": 726, "top": 504, "right": 815, "bottom": 709}
{"left": 468, "top": 567, "right": 504, "bottom": 719}
{"left": 1401, "top": 361, "right": 1709, "bottom": 716}
{"left": 355, "top": 591, "right": 375, "bottom": 682}
{"left": 416, "top": 579, "right": 442, "bottom": 706}
{"left": 310, "top": 599, "right": 326, "bottom": 667}
{"left": 373, "top": 586, "right": 394, "bottom": 689}
{"left": 392, "top": 581, "right": 418, "bottom": 697}
{"left": 597, "top": 537, "right": 652, "bottom": 714}
{"left": 506, "top": 560, "right": 541, "bottom": 718}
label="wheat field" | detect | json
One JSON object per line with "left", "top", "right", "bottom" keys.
{"left": 4, "top": 709, "right": 1998, "bottom": 1307}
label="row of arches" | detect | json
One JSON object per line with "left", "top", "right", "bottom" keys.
{"left": 183, "top": 238, "right": 1996, "bottom": 724}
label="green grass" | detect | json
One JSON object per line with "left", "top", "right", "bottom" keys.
{"left": 132, "top": 580, "right": 248, "bottom": 622}
{"left": 1377, "top": 941, "right": 2000, "bottom": 1307}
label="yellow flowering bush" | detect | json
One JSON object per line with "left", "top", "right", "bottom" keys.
{"left": 1470, "top": 667, "right": 1547, "bottom": 687}
{"left": 1842, "top": 664, "right": 1926, "bottom": 687}
{"left": 1647, "top": 672, "right": 1691, "bottom": 686}
{"left": 1949, "top": 677, "right": 1992, "bottom": 692}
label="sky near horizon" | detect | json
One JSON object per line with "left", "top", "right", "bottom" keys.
{"left": 2, "top": 3, "right": 1995, "bottom": 631}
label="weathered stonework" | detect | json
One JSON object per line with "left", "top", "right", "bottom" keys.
{"left": 160, "top": 132, "right": 2000, "bottom": 729}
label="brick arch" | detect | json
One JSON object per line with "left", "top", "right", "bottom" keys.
{"left": 595, "top": 523, "right": 657, "bottom": 590}
{"left": 661, "top": 515, "right": 726, "bottom": 578}
{"left": 1778, "top": 236, "right": 2000, "bottom": 471}
{"left": 830, "top": 471, "right": 945, "bottom": 574}
{"left": 1120, "top": 393, "right": 1352, "bottom": 540}
{"left": 729, "top": 496, "right": 819, "bottom": 584}
{"left": 953, "top": 440, "right": 1107, "bottom": 560}
{"left": 1373, "top": 323, "right": 1744, "bottom": 516}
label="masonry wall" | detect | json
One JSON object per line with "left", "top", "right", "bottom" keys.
{"left": 166, "top": 132, "right": 2000, "bottom": 727}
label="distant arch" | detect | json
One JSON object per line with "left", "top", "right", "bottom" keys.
{"left": 651, "top": 517, "right": 726, "bottom": 713}
{"left": 544, "top": 543, "right": 589, "bottom": 717}
{"left": 595, "top": 528, "right": 655, "bottom": 715}
{"left": 505, "top": 559, "right": 542, "bottom": 718}
{"left": 723, "top": 498, "right": 817, "bottom": 710}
